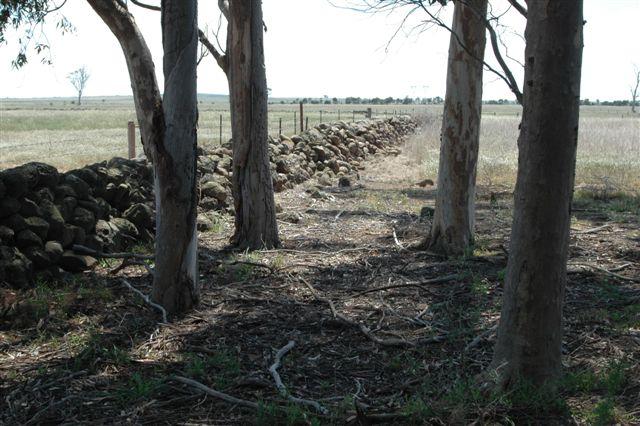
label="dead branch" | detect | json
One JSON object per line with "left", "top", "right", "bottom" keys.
{"left": 392, "top": 228, "right": 406, "bottom": 250}
{"left": 506, "top": 0, "right": 527, "bottom": 18}
{"left": 301, "top": 277, "right": 415, "bottom": 347}
{"left": 73, "top": 244, "right": 154, "bottom": 260}
{"left": 571, "top": 224, "right": 612, "bottom": 234}
{"left": 353, "top": 274, "right": 461, "bottom": 297}
{"left": 567, "top": 263, "right": 640, "bottom": 283}
{"left": 121, "top": 279, "right": 168, "bottom": 323}
{"left": 464, "top": 324, "right": 498, "bottom": 351}
{"left": 269, "top": 341, "right": 328, "bottom": 414}
{"left": 172, "top": 376, "right": 260, "bottom": 411}
{"left": 109, "top": 258, "right": 153, "bottom": 275}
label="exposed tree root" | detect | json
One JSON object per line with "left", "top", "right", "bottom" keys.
{"left": 269, "top": 340, "right": 328, "bottom": 414}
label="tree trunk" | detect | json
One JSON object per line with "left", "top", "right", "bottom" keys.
{"left": 77, "top": 91, "right": 82, "bottom": 106}
{"left": 226, "top": 0, "right": 279, "bottom": 250}
{"left": 491, "top": 1, "right": 583, "bottom": 387}
{"left": 426, "top": 0, "right": 487, "bottom": 257}
{"left": 150, "top": 0, "right": 199, "bottom": 314}
{"left": 89, "top": 0, "right": 199, "bottom": 315}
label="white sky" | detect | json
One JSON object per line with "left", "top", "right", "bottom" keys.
{"left": 0, "top": 0, "right": 638, "bottom": 101}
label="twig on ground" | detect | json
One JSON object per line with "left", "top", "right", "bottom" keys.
{"left": 571, "top": 224, "right": 612, "bottom": 234}
{"left": 392, "top": 228, "right": 405, "bottom": 251}
{"left": 172, "top": 376, "right": 260, "bottom": 411}
{"left": 73, "top": 244, "right": 154, "bottom": 260}
{"left": 25, "top": 395, "right": 78, "bottom": 425}
{"left": 301, "top": 277, "right": 415, "bottom": 347}
{"left": 269, "top": 341, "right": 328, "bottom": 414}
{"left": 464, "top": 324, "right": 498, "bottom": 351}
{"left": 109, "top": 258, "right": 153, "bottom": 275}
{"left": 353, "top": 274, "right": 461, "bottom": 297}
{"left": 121, "top": 279, "right": 168, "bottom": 323}
{"left": 567, "top": 263, "right": 640, "bottom": 283}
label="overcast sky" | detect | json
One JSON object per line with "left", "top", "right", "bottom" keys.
{"left": 0, "top": 0, "right": 638, "bottom": 101}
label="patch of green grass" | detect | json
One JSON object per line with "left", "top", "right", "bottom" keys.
{"left": 71, "top": 328, "right": 130, "bottom": 371}
{"left": 588, "top": 398, "right": 617, "bottom": 426}
{"left": 564, "top": 359, "right": 630, "bottom": 396}
{"left": 256, "top": 401, "right": 280, "bottom": 425}
{"left": 182, "top": 347, "right": 241, "bottom": 389}
{"left": 401, "top": 396, "right": 435, "bottom": 424}
{"left": 116, "top": 372, "right": 163, "bottom": 404}
{"left": 610, "top": 303, "right": 640, "bottom": 329}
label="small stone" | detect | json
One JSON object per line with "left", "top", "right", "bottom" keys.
{"left": 44, "top": 241, "right": 64, "bottom": 263}
{"left": 0, "top": 226, "right": 15, "bottom": 244}
{"left": 2, "top": 214, "right": 27, "bottom": 232}
{"left": 0, "top": 197, "right": 22, "bottom": 218}
{"left": 16, "top": 229, "right": 43, "bottom": 249}
{"left": 20, "top": 198, "right": 43, "bottom": 217}
{"left": 25, "top": 216, "right": 50, "bottom": 240}
{"left": 71, "top": 207, "right": 96, "bottom": 232}
{"left": 197, "top": 213, "right": 214, "bottom": 231}
{"left": 201, "top": 181, "right": 228, "bottom": 203}
{"left": 59, "top": 251, "right": 97, "bottom": 272}
{"left": 63, "top": 174, "right": 90, "bottom": 200}
{"left": 277, "top": 212, "right": 303, "bottom": 224}
{"left": 123, "top": 203, "right": 154, "bottom": 231}
{"left": 23, "top": 246, "right": 52, "bottom": 269}
{"left": 338, "top": 176, "right": 351, "bottom": 188}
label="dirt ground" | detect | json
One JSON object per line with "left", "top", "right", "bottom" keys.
{"left": 1, "top": 137, "right": 639, "bottom": 425}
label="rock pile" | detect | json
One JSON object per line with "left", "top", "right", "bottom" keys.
{"left": 0, "top": 158, "right": 155, "bottom": 286}
{"left": 197, "top": 116, "right": 416, "bottom": 201}
{"left": 0, "top": 116, "right": 416, "bottom": 287}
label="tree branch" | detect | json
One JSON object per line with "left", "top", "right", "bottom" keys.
{"left": 128, "top": 0, "right": 160, "bottom": 11}
{"left": 198, "top": 29, "right": 228, "bottom": 73}
{"left": 506, "top": 0, "right": 527, "bottom": 18}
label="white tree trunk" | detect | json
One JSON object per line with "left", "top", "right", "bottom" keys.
{"left": 426, "top": 0, "right": 487, "bottom": 257}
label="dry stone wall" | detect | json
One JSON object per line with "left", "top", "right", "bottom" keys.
{"left": 0, "top": 116, "right": 416, "bottom": 287}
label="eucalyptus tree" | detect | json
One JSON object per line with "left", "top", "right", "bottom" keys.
{"left": 491, "top": 0, "right": 584, "bottom": 387}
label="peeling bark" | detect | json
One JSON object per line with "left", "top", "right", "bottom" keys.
{"left": 491, "top": 0, "right": 584, "bottom": 387}
{"left": 150, "top": 0, "right": 200, "bottom": 314}
{"left": 227, "top": 0, "right": 279, "bottom": 250}
{"left": 88, "top": 0, "right": 199, "bottom": 314}
{"left": 426, "top": 0, "right": 487, "bottom": 257}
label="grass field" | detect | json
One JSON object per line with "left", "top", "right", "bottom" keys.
{"left": 1, "top": 97, "right": 638, "bottom": 193}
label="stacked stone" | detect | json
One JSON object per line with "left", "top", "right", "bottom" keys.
{"left": 0, "top": 158, "right": 155, "bottom": 286}
{"left": 0, "top": 116, "right": 416, "bottom": 287}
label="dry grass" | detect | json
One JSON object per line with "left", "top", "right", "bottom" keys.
{"left": 405, "top": 108, "right": 640, "bottom": 194}
{"left": 1, "top": 98, "right": 638, "bottom": 188}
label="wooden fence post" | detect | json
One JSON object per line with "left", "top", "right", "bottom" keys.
{"left": 366, "top": 107, "right": 372, "bottom": 119}
{"left": 294, "top": 111, "right": 297, "bottom": 133}
{"left": 299, "top": 101, "right": 304, "bottom": 133}
{"left": 305, "top": 116, "right": 309, "bottom": 131}
{"left": 352, "top": 111, "right": 355, "bottom": 122}
{"left": 127, "top": 121, "right": 136, "bottom": 159}
{"left": 279, "top": 117, "right": 282, "bottom": 136}
{"left": 338, "top": 109, "right": 340, "bottom": 120}
{"left": 219, "top": 114, "right": 223, "bottom": 144}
